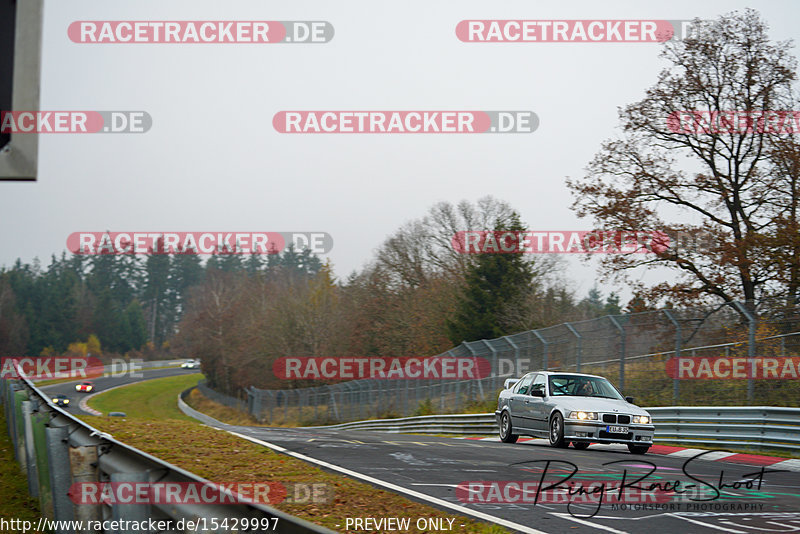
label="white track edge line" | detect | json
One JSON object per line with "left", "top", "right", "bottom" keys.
{"left": 225, "top": 429, "right": 550, "bottom": 534}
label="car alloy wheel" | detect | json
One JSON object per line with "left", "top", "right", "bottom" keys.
{"left": 499, "top": 412, "right": 518, "bottom": 443}
{"left": 549, "top": 413, "right": 567, "bottom": 448}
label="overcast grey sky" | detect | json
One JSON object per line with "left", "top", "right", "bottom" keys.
{"left": 2, "top": 0, "right": 799, "bottom": 303}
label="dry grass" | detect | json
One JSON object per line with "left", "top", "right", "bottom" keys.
{"left": 84, "top": 376, "right": 508, "bottom": 533}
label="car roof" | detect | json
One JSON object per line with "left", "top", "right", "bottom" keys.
{"left": 521, "top": 371, "right": 604, "bottom": 379}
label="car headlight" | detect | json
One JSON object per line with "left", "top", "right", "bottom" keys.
{"left": 52, "top": 398, "right": 59, "bottom": 402}
{"left": 64, "top": 399, "right": 69, "bottom": 403}
{"left": 633, "top": 415, "right": 650, "bottom": 424}
{"left": 568, "top": 411, "right": 598, "bottom": 420}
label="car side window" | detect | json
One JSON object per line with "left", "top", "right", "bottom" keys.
{"left": 514, "top": 374, "right": 534, "bottom": 395}
{"left": 531, "top": 374, "right": 546, "bottom": 395}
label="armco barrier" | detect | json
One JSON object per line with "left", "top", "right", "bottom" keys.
{"left": 308, "top": 407, "right": 800, "bottom": 454}
{"left": 1, "top": 364, "right": 333, "bottom": 534}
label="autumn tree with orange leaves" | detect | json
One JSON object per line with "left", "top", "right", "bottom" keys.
{"left": 568, "top": 9, "right": 800, "bottom": 313}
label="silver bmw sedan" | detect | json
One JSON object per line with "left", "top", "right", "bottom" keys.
{"left": 496, "top": 371, "right": 655, "bottom": 454}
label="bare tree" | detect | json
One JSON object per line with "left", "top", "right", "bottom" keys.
{"left": 375, "top": 196, "right": 518, "bottom": 287}
{"left": 567, "top": 9, "right": 799, "bottom": 311}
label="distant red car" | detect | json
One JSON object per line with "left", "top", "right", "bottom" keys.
{"left": 75, "top": 381, "right": 94, "bottom": 393}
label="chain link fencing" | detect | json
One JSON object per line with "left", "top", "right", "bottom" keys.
{"left": 199, "top": 301, "right": 800, "bottom": 424}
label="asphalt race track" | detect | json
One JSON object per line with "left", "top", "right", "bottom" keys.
{"left": 37, "top": 366, "right": 200, "bottom": 415}
{"left": 206, "top": 423, "right": 800, "bottom": 534}
{"left": 38, "top": 370, "right": 800, "bottom": 533}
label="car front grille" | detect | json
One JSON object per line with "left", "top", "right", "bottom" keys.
{"left": 602, "top": 414, "right": 632, "bottom": 424}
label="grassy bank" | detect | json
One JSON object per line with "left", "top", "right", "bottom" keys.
{"left": 83, "top": 376, "right": 507, "bottom": 533}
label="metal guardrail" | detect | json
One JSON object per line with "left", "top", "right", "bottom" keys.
{"left": 310, "top": 407, "right": 800, "bottom": 453}
{"left": 647, "top": 406, "right": 800, "bottom": 451}
{"left": 1, "top": 364, "right": 333, "bottom": 534}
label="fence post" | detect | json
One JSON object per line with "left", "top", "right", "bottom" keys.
{"left": 463, "top": 343, "right": 485, "bottom": 401}
{"left": 732, "top": 300, "right": 756, "bottom": 402}
{"left": 663, "top": 309, "right": 682, "bottom": 404}
{"left": 502, "top": 336, "right": 520, "bottom": 378}
{"left": 609, "top": 315, "right": 626, "bottom": 391}
{"left": 564, "top": 323, "right": 581, "bottom": 372}
{"left": 532, "top": 330, "right": 549, "bottom": 371}
{"left": 481, "top": 339, "right": 499, "bottom": 394}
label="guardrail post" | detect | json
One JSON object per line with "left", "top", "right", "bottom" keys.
{"left": 68, "top": 445, "right": 101, "bottom": 528}
{"left": 732, "top": 301, "right": 756, "bottom": 402}
{"left": 32, "top": 407, "right": 54, "bottom": 519}
{"left": 663, "top": 309, "right": 682, "bottom": 404}
{"left": 532, "top": 330, "right": 549, "bottom": 371}
{"left": 609, "top": 315, "right": 626, "bottom": 391}
{"left": 22, "top": 400, "right": 40, "bottom": 498}
{"left": 110, "top": 471, "right": 151, "bottom": 527}
{"left": 13, "top": 386, "right": 28, "bottom": 465}
{"left": 564, "top": 323, "right": 582, "bottom": 372}
{"left": 46, "top": 425, "right": 75, "bottom": 531}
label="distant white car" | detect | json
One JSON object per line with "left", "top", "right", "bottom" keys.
{"left": 181, "top": 359, "right": 201, "bottom": 369}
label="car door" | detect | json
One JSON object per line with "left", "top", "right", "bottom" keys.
{"left": 508, "top": 373, "right": 534, "bottom": 430}
{"left": 526, "top": 374, "right": 548, "bottom": 433}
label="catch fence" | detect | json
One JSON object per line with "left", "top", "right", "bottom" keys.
{"left": 205, "top": 301, "right": 800, "bottom": 424}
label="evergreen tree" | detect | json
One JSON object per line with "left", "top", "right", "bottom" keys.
{"left": 447, "top": 213, "right": 535, "bottom": 343}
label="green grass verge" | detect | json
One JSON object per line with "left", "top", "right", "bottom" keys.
{"left": 87, "top": 374, "right": 201, "bottom": 419}
{"left": 0, "top": 409, "right": 47, "bottom": 532}
{"left": 83, "top": 376, "right": 508, "bottom": 533}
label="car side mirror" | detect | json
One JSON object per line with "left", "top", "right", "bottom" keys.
{"left": 625, "top": 396, "right": 634, "bottom": 404}
{"left": 531, "top": 389, "right": 545, "bottom": 398}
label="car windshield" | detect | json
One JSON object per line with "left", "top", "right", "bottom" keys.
{"left": 548, "top": 375, "right": 624, "bottom": 400}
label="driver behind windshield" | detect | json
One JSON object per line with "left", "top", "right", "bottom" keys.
{"left": 577, "top": 381, "right": 593, "bottom": 396}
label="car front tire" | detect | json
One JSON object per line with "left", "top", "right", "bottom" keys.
{"left": 499, "top": 411, "right": 518, "bottom": 443}
{"left": 549, "top": 413, "right": 568, "bottom": 448}
{"left": 628, "top": 444, "right": 650, "bottom": 454}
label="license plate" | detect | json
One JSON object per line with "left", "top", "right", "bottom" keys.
{"left": 607, "top": 425, "right": 628, "bottom": 434}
